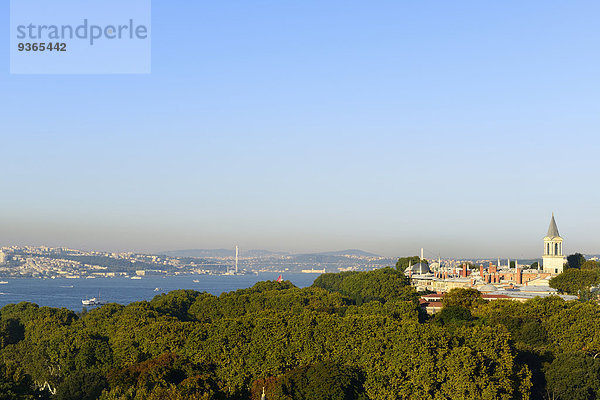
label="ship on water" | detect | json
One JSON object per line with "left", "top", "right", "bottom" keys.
{"left": 81, "top": 297, "right": 106, "bottom": 306}
{"left": 82, "top": 291, "right": 106, "bottom": 306}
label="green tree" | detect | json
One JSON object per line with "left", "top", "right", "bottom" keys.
{"left": 313, "top": 268, "right": 417, "bottom": 305}
{"left": 0, "top": 318, "right": 24, "bottom": 349}
{"left": 55, "top": 370, "right": 107, "bottom": 400}
{"left": 442, "top": 288, "right": 484, "bottom": 309}
{"left": 545, "top": 352, "right": 600, "bottom": 400}
{"left": 567, "top": 253, "right": 586, "bottom": 269}
{"left": 0, "top": 361, "right": 44, "bottom": 400}
{"left": 549, "top": 269, "right": 600, "bottom": 299}
{"left": 546, "top": 302, "right": 600, "bottom": 355}
{"left": 270, "top": 361, "right": 367, "bottom": 400}
{"left": 581, "top": 260, "right": 600, "bottom": 270}
{"left": 150, "top": 290, "right": 202, "bottom": 321}
{"left": 434, "top": 305, "right": 472, "bottom": 326}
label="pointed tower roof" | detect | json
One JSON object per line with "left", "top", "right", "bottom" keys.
{"left": 546, "top": 213, "right": 561, "bottom": 239}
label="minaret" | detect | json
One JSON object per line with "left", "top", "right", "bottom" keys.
{"left": 261, "top": 387, "right": 266, "bottom": 400}
{"left": 542, "top": 213, "right": 566, "bottom": 274}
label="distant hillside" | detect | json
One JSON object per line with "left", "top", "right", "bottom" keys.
{"left": 311, "top": 249, "right": 380, "bottom": 257}
{"left": 158, "top": 249, "right": 379, "bottom": 259}
{"left": 244, "top": 249, "right": 289, "bottom": 257}
{"left": 159, "top": 249, "right": 233, "bottom": 258}
{"left": 159, "top": 249, "right": 289, "bottom": 258}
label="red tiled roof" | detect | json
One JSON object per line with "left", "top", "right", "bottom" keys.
{"left": 424, "top": 301, "right": 443, "bottom": 308}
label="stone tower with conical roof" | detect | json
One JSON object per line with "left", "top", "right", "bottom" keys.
{"left": 543, "top": 213, "right": 566, "bottom": 274}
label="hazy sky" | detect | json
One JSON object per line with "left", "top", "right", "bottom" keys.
{"left": 1, "top": 1, "right": 599, "bottom": 258}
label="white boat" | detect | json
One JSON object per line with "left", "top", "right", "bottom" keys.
{"left": 154, "top": 287, "right": 161, "bottom": 292}
{"left": 193, "top": 279, "right": 199, "bottom": 283}
{"left": 81, "top": 297, "right": 106, "bottom": 306}
{"left": 0, "top": 281, "right": 8, "bottom": 284}
{"left": 131, "top": 276, "right": 142, "bottom": 280}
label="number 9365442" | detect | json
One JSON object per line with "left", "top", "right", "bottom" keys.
{"left": 18, "top": 43, "right": 66, "bottom": 52}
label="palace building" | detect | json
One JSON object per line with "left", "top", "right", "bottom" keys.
{"left": 542, "top": 213, "right": 566, "bottom": 274}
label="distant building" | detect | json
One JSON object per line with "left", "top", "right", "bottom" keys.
{"left": 0, "top": 251, "right": 6, "bottom": 264}
{"left": 404, "top": 262, "right": 430, "bottom": 275}
{"left": 543, "top": 213, "right": 566, "bottom": 274}
{"left": 406, "top": 214, "right": 568, "bottom": 294}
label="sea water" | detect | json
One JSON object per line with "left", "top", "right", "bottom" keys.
{"left": 0, "top": 273, "right": 321, "bottom": 311}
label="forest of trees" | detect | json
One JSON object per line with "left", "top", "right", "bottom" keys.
{"left": 0, "top": 266, "right": 599, "bottom": 399}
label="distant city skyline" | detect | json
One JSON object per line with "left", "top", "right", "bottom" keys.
{"left": 2, "top": 1, "right": 599, "bottom": 258}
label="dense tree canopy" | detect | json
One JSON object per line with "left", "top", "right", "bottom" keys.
{"left": 0, "top": 267, "right": 596, "bottom": 399}
{"left": 313, "top": 268, "right": 417, "bottom": 304}
{"left": 549, "top": 268, "right": 600, "bottom": 300}
{"left": 545, "top": 353, "right": 600, "bottom": 400}
{"left": 268, "top": 361, "right": 367, "bottom": 400}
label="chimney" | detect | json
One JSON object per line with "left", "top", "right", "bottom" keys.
{"left": 516, "top": 268, "right": 522, "bottom": 285}
{"left": 462, "top": 264, "right": 467, "bottom": 278}
{"left": 480, "top": 264, "right": 484, "bottom": 277}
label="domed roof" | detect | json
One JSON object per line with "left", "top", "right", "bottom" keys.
{"left": 404, "top": 262, "right": 431, "bottom": 275}
{"left": 479, "top": 284, "right": 496, "bottom": 292}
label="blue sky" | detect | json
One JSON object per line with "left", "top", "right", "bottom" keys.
{"left": 1, "top": 1, "right": 599, "bottom": 258}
